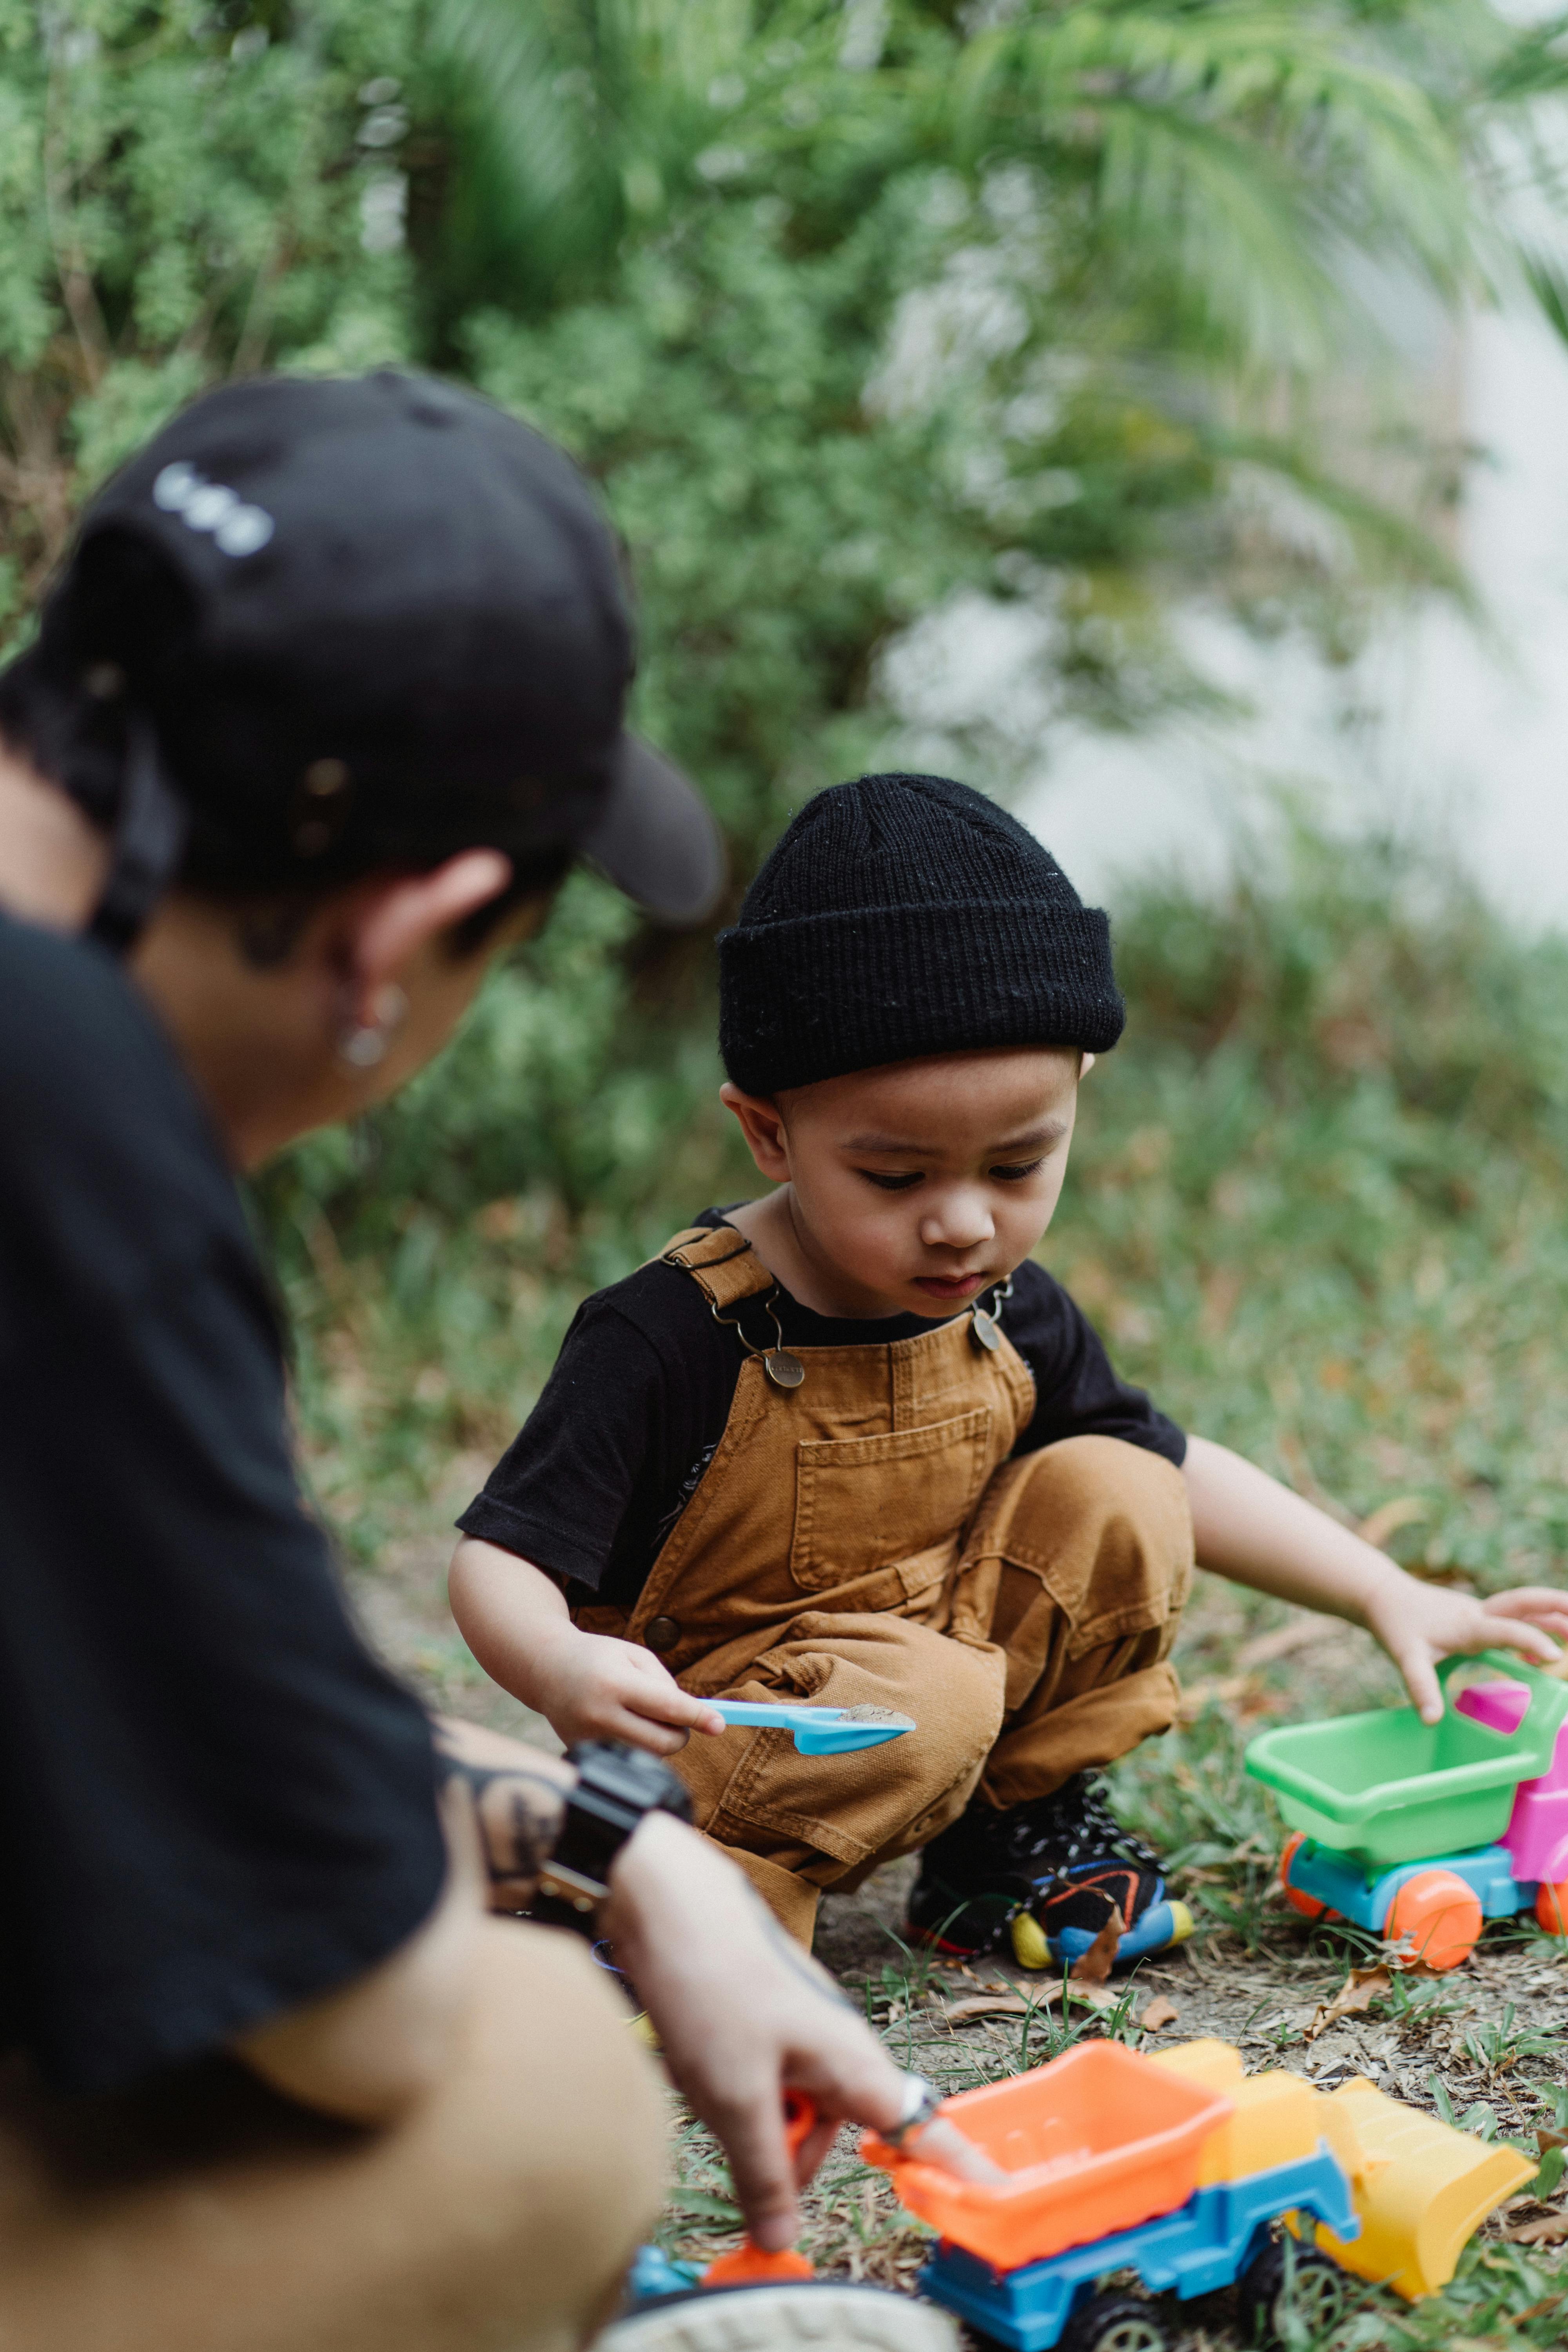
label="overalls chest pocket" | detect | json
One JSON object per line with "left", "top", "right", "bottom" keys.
{"left": 787, "top": 1407, "right": 994, "bottom": 1597}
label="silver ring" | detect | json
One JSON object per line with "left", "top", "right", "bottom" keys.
{"left": 882, "top": 2073, "right": 942, "bottom": 2148}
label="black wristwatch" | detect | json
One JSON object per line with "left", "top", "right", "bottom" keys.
{"left": 533, "top": 1740, "right": 694, "bottom": 1932}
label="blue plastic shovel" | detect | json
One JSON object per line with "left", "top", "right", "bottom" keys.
{"left": 706, "top": 1700, "right": 915, "bottom": 1755}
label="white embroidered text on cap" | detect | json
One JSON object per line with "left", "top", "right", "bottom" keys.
{"left": 215, "top": 506, "right": 274, "bottom": 555}
{"left": 152, "top": 463, "right": 199, "bottom": 512}
{"left": 151, "top": 463, "right": 273, "bottom": 558}
{"left": 183, "top": 484, "right": 238, "bottom": 531}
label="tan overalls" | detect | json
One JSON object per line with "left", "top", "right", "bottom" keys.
{"left": 575, "top": 1225, "right": 1196, "bottom": 1944}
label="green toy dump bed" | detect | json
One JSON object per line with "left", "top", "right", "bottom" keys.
{"left": 1245, "top": 1654, "right": 1568, "bottom": 1867}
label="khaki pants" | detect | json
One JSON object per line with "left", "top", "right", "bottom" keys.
{"left": 674, "top": 1436, "right": 1193, "bottom": 1944}
{"left": 0, "top": 1923, "right": 664, "bottom": 2352}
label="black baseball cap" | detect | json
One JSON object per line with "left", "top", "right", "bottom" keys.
{"left": 17, "top": 370, "right": 722, "bottom": 945}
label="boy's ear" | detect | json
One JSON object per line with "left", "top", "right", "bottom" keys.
{"left": 1080, "top": 1051, "right": 1096, "bottom": 1077}
{"left": 719, "top": 1082, "right": 791, "bottom": 1180}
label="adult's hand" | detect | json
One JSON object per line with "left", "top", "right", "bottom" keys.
{"left": 603, "top": 1812, "right": 908, "bottom": 2250}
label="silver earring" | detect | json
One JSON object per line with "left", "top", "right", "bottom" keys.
{"left": 337, "top": 983, "right": 408, "bottom": 1070}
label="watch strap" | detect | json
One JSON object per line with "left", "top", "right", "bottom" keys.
{"left": 532, "top": 1740, "right": 693, "bottom": 1934}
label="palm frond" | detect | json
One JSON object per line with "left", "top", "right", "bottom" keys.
{"left": 1481, "top": 9, "right": 1568, "bottom": 104}
{"left": 947, "top": 6, "right": 1473, "bottom": 363}
{"left": 426, "top": 0, "right": 767, "bottom": 317}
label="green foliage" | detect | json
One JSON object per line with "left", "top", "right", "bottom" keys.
{"left": 1339, "top": 2239, "right": 1568, "bottom": 2350}
{"left": 5, "top": 0, "right": 1564, "bottom": 731}
{"left": 430, "top": 0, "right": 1552, "bottom": 884}
{"left": 0, "top": 0, "right": 426, "bottom": 626}
{"left": 7, "top": 4, "right": 1568, "bottom": 1606}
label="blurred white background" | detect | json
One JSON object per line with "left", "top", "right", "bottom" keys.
{"left": 887, "top": 297, "right": 1568, "bottom": 930}
{"left": 1027, "top": 301, "right": 1568, "bottom": 926}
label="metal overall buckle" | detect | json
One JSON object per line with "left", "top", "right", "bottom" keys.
{"left": 711, "top": 1286, "right": 806, "bottom": 1389}
{"left": 969, "top": 1274, "right": 1014, "bottom": 1354}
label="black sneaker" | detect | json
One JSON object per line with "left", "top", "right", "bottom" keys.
{"left": 906, "top": 1773, "right": 1194, "bottom": 1972}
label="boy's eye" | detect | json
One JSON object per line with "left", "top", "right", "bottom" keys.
{"left": 859, "top": 1170, "right": 923, "bottom": 1192}
{"left": 990, "top": 1158, "right": 1047, "bottom": 1183}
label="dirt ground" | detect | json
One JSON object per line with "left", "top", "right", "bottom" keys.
{"left": 348, "top": 1532, "right": 1568, "bottom": 2348}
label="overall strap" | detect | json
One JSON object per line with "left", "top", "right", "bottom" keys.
{"left": 659, "top": 1224, "right": 775, "bottom": 1315}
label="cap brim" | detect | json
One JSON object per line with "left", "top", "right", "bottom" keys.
{"left": 581, "top": 735, "right": 726, "bottom": 924}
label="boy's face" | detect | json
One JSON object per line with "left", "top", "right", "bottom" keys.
{"left": 724, "top": 1045, "right": 1085, "bottom": 1319}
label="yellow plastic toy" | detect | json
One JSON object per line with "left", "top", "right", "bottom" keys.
{"left": 1149, "top": 2040, "right": 1359, "bottom": 2185}
{"left": 1316, "top": 2075, "right": 1536, "bottom": 2299}
{"left": 1152, "top": 2039, "right": 1534, "bottom": 2298}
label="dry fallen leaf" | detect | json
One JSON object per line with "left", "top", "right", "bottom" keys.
{"left": 1069, "top": 1981, "right": 1122, "bottom": 2013}
{"left": 1505, "top": 2211, "right": 1568, "bottom": 2246}
{"left": 1175, "top": 1674, "right": 1251, "bottom": 1724}
{"left": 941, "top": 1981, "right": 1122, "bottom": 2025}
{"left": 1072, "top": 1906, "right": 1125, "bottom": 1984}
{"left": 942, "top": 1995, "right": 1032, "bottom": 2023}
{"left": 1514, "top": 2295, "right": 1568, "bottom": 2326}
{"left": 1139, "top": 1994, "right": 1180, "bottom": 2031}
{"left": 1305, "top": 1965, "right": 1390, "bottom": 2042}
{"left": 1176, "top": 1668, "right": 1293, "bottom": 1725}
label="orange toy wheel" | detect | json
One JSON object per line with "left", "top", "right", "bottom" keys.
{"left": 1385, "top": 1869, "right": 1483, "bottom": 1972}
{"left": 1535, "top": 1880, "right": 1568, "bottom": 1936}
{"left": 1280, "top": 1831, "right": 1328, "bottom": 1920}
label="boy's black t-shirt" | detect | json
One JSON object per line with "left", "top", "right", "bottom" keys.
{"left": 458, "top": 1207, "right": 1186, "bottom": 1607}
{"left": 0, "top": 912, "right": 445, "bottom": 2097}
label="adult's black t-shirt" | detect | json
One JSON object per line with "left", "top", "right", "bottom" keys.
{"left": 459, "top": 1207, "right": 1186, "bottom": 1607}
{"left": 0, "top": 912, "right": 445, "bottom": 2096}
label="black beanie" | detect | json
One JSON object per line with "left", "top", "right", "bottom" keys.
{"left": 719, "top": 773, "right": 1125, "bottom": 1095}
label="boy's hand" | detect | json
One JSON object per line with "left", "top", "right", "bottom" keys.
{"left": 541, "top": 1628, "right": 725, "bottom": 1754}
{"left": 1362, "top": 1575, "right": 1568, "bottom": 1725}
{"left": 1184, "top": 1439, "right": 1568, "bottom": 1728}
{"left": 448, "top": 1537, "right": 725, "bottom": 1753}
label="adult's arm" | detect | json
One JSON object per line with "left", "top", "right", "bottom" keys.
{"left": 431, "top": 1720, "right": 915, "bottom": 2251}
{"left": 241, "top": 1715, "right": 912, "bottom": 2245}
{"left": 604, "top": 1812, "right": 911, "bottom": 2249}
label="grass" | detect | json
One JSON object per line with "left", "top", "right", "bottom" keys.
{"left": 261, "top": 824, "right": 1568, "bottom": 2345}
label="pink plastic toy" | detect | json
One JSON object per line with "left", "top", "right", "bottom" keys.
{"left": 1455, "top": 1683, "right": 1568, "bottom": 1887}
